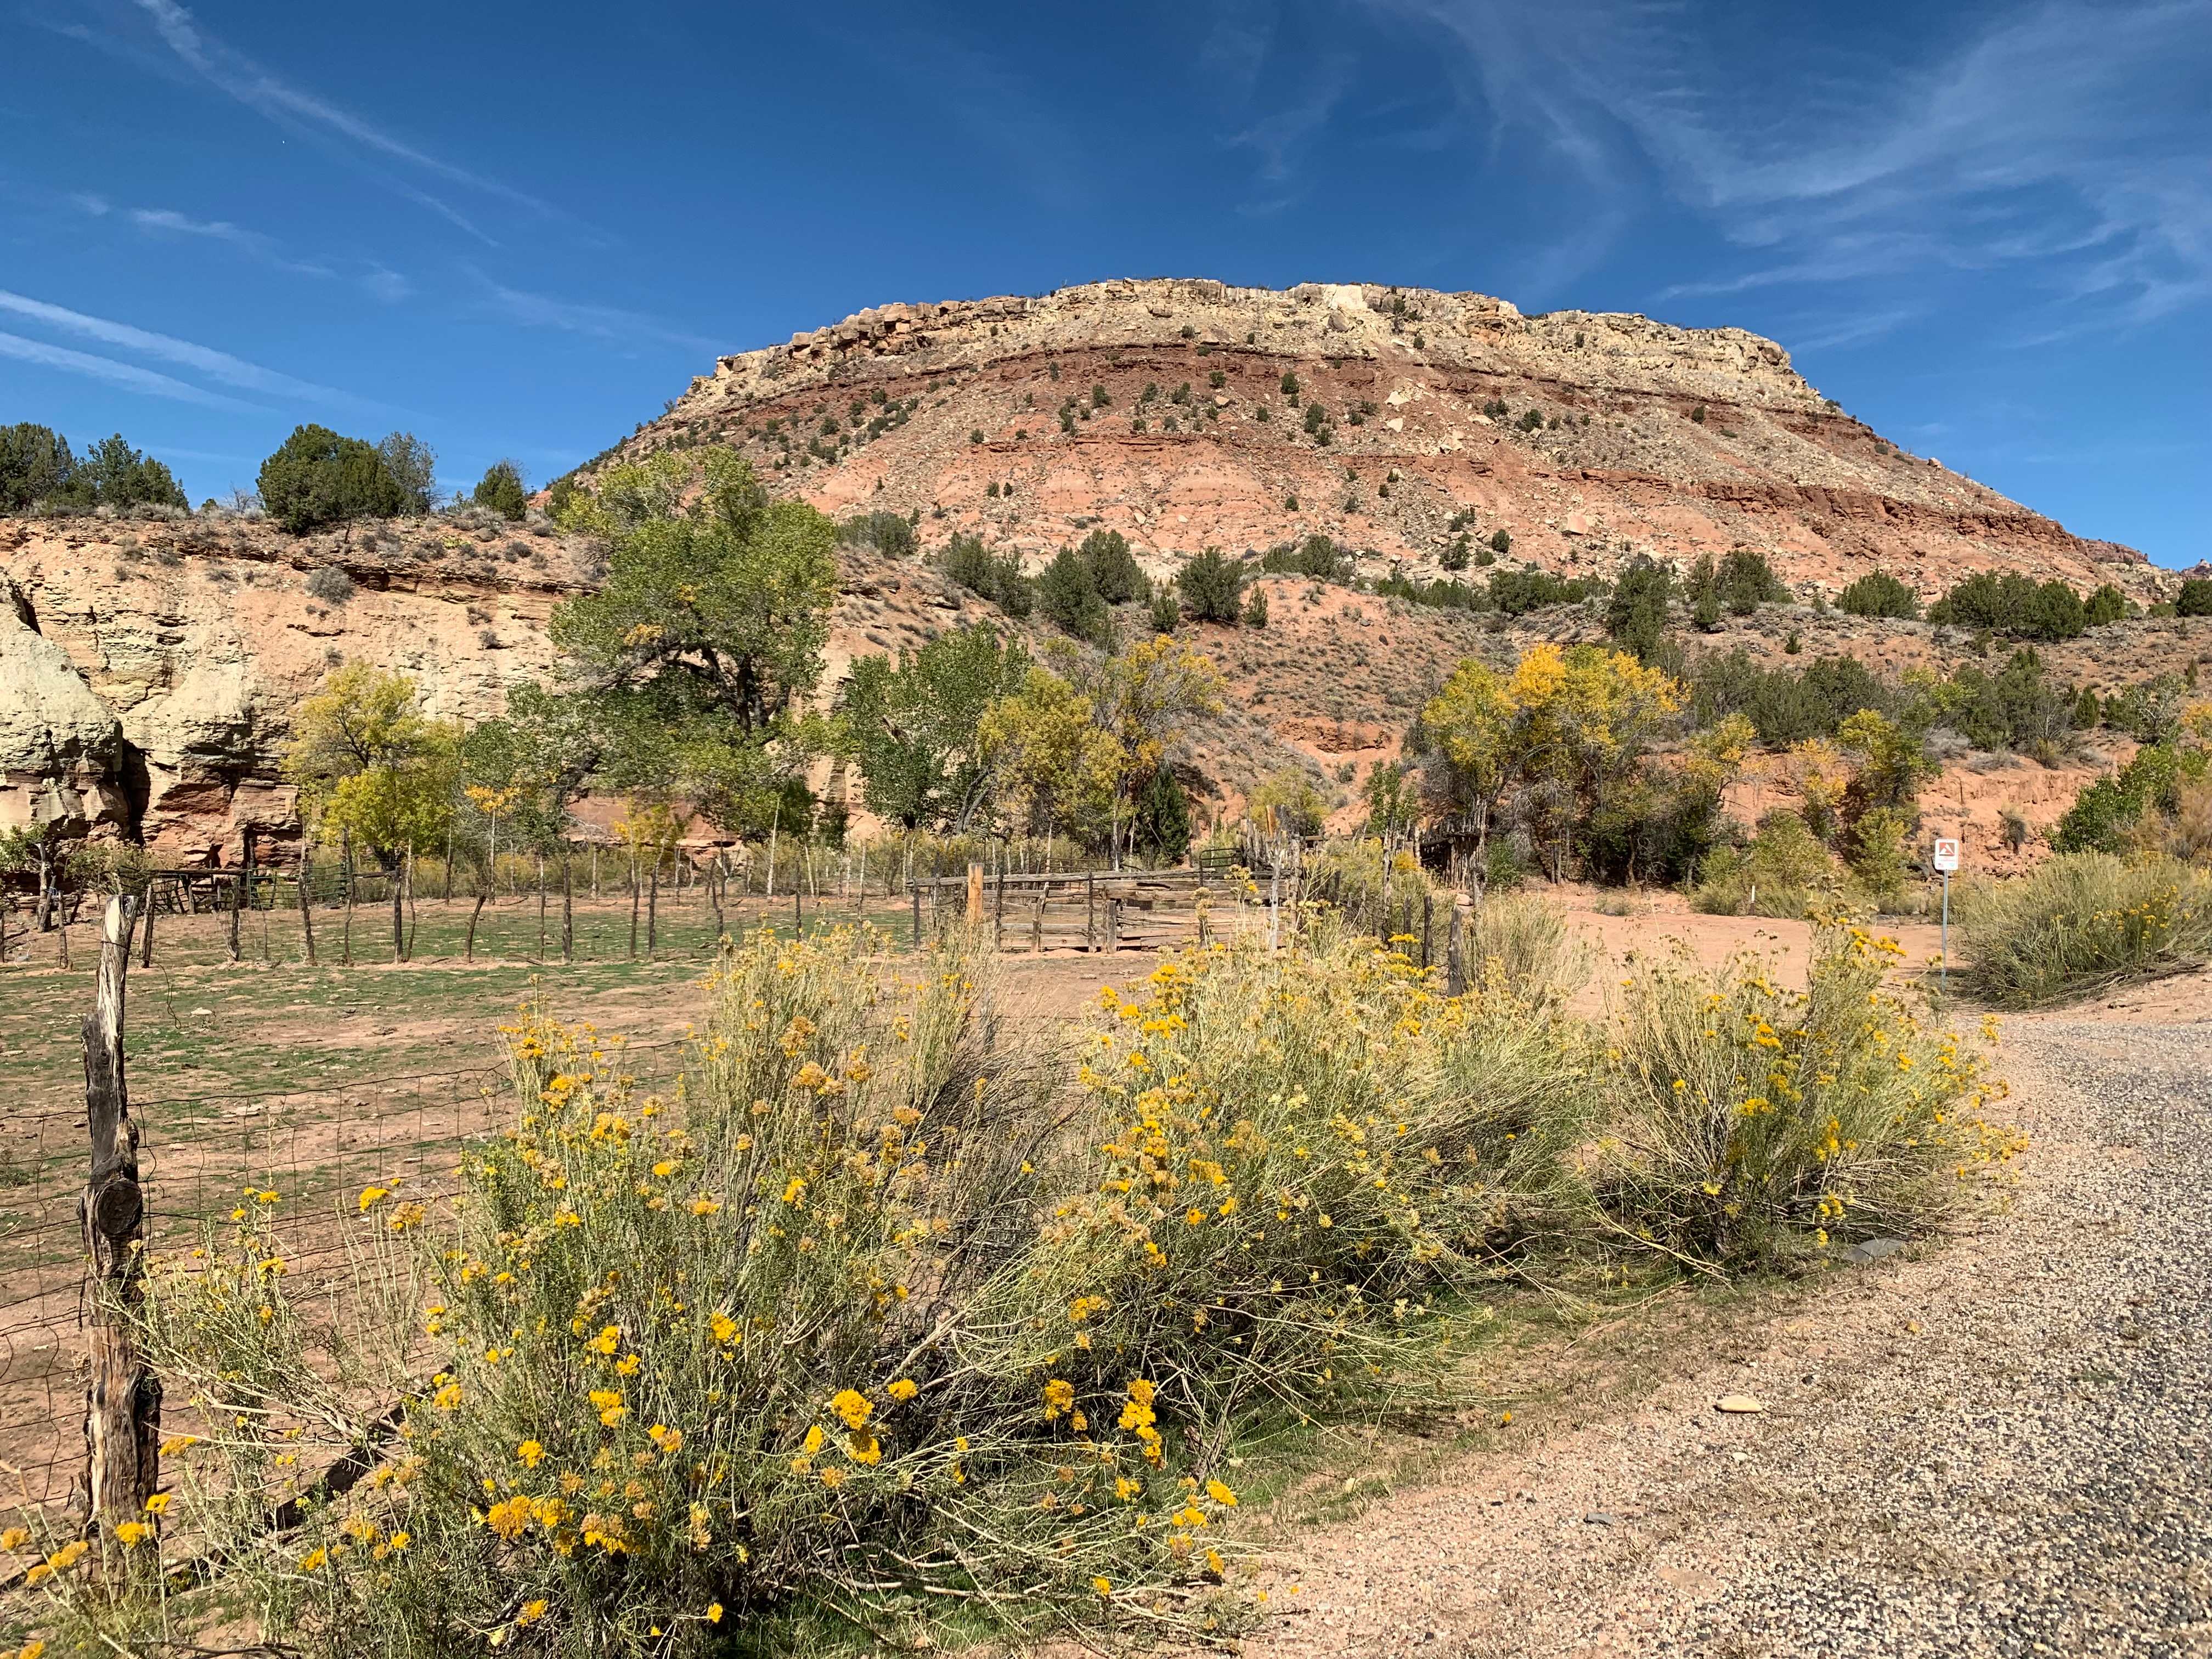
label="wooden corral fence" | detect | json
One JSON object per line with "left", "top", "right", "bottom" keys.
{"left": 906, "top": 864, "right": 1303, "bottom": 953}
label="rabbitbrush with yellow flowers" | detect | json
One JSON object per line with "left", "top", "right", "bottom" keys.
{"left": 8, "top": 911, "right": 2013, "bottom": 1657}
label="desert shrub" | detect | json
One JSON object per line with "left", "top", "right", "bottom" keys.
{"left": 1959, "top": 851, "right": 2212, "bottom": 1007}
{"left": 1175, "top": 546, "right": 1243, "bottom": 623}
{"left": 839, "top": 510, "right": 917, "bottom": 559}
{"left": 1836, "top": 572, "right": 1920, "bottom": 619}
{"left": 1686, "top": 549, "right": 1788, "bottom": 617}
{"left": 1465, "top": 891, "right": 1587, "bottom": 1002}
{"left": 1923, "top": 647, "right": 2077, "bottom": 758}
{"left": 2084, "top": 583, "right": 2130, "bottom": 627}
{"left": 104, "top": 925, "right": 1590, "bottom": 1656}
{"left": 1592, "top": 919, "right": 2012, "bottom": 1266}
{"left": 942, "top": 532, "right": 1031, "bottom": 617}
{"left": 473, "top": 460, "right": 529, "bottom": 521}
{"left": 1606, "top": 556, "right": 1673, "bottom": 661}
{"left": 1843, "top": 804, "right": 1917, "bottom": 910}
{"left": 1691, "top": 810, "right": 1840, "bottom": 917}
{"left": 2102, "top": 674, "right": 2190, "bottom": 743}
{"left": 305, "top": 566, "right": 357, "bottom": 605}
{"left": 1487, "top": 567, "right": 1603, "bottom": 617}
{"left": 2051, "top": 739, "right": 2210, "bottom": 853}
{"left": 259, "top": 425, "right": 410, "bottom": 533}
{"left": 1037, "top": 547, "right": 1112, "bottom": 644}
{"left": 1242, "top": 584, "right": 1268, "bottom": 628}
{"left": 1926, "top": 572, "right": 2087, "bottom": 642}
{"left": 1260, "top": 534, "right": 1352, "bottom": 582}
{"left": 1691, "top": 651, "right": 1894, "bottom": 746}
{"left": 2176, "top": 578, "right": 2212, "bottom": 618}
{"left": 1077, "top": 528, "right": 1148, "bottom": 603}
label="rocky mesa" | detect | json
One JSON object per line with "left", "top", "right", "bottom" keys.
{"left": 2, "top": 277, "right": 2188, "bottom": 863}
{"left": 613, "top": 276, "right": 2158, "bottom": 599}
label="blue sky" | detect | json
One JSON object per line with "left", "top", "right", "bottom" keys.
{"left": 3, "top": 0, "right": 2206, "bottom": 565}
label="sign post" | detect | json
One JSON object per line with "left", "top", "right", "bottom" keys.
{"left": 1932, "top": 836, "right": 1961, "bottom": 991}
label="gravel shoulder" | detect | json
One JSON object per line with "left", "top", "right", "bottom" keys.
{"left": 1199, "top": 1006, "right": 2212, "bottom": 1659}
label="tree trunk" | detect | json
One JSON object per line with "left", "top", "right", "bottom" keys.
{"left": 390, "top": 856, "right": 405, "bottom": 962}
{"left": 628, "top": 854, "right": 640, "bottom": 960}
{"left": 466, "top": 891, "right": 486, "bottom": 961}
{"left": 647, "top": 856, "right": 659, "bottom": 957}
{"left": 536, "top": 852, "right": 546, "bottom": 961}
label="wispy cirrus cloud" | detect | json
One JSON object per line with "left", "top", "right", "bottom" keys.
{"left": 61, "top": 0, "right": 571, "bottom": 244}
{"left": 0, "top": 289, "right": 368, "bottom": 408}
{"left": 1364, "top": 0, "right": 2212, "bottom": 332}
{"left": 0, "top": 330, "right": 267, "bottom": 412}
{"left": 465, "top": 269, "right": 716, "bottom": 353}
{"left": 125, "top": 205, "right": 336, "bottom": 275}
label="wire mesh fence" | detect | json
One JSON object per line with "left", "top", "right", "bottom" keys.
{"left": 1, "top": 1039, "right": 685, "bottom": 1517}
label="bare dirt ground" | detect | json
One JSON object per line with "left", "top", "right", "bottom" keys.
{"left": 1158, "top": 972, "right": 2212, "bottom": 1659}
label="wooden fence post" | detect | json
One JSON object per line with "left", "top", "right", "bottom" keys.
{"left": 910, "top": 882, "right": 922, "bottom": 947}
{"left": 297, "top": 854, "right": 317, "bottom": 966}
{"left": 1447, "top": 895, "right": 1469, "bottom": 997}
{"left": 965, "top": 862, "right": 984, "bottom": 929}
{"left": 562, "top": 852, "right": 574, "bottom": 964}
{"left": 81, "top": 895, "right": 159, "bottom": 1543}
{"left": 1420, "top": 890, "right": 1433, "bottom": 970}
{"left": 138, "top": 886, "right": 155, "bottom": 969}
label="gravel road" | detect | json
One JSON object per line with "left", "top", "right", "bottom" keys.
{"left": 1220, "top": 1013, "right": 2212, "bottom": 1659}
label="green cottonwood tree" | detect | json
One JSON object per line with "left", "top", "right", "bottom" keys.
{"left": 837, "top": 623, "right": 1031, "bottom": 832}
{"left": 550, "top": 449, "right": 837, "bottom": 832}
{"left": 283, "top": 664, "right": 459, "bottom": 956}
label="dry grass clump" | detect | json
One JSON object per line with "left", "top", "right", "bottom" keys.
{"left": 1587, "top": 918, "right": 2017, "bottom": 1269}
{"left": 1958, "top": 850, "right": 2212, "bottom": 1008}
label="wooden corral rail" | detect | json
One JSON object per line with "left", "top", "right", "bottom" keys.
{"left": 905, "top": 865, "right": 1280, "bottom": 953}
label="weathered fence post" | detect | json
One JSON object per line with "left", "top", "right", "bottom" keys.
{"left": 965, "top": 862, "right": 984, "bottom": 930}
{"left": 1420, "top": 890, "right": 1433, "bottom": 970}
{"left": 561, "top": 852, "right": 574, "bottom": 964}
{"left": 340, "top": 827, "right": 354, "bottom": 968}
{"left": 227, "top": 832, "right": 251, "bottom": 963}
{"left": 647, "top": 856, "right": 661, "bottom": 958}
{"left": 1447, "top": 894, "right": 1469, "bottom": 997}
{"left": 1086, "top": 871, "right": 1097, "bottom": 952}
{"left": 138, "top": 884, "right": 155, "bottom": 968}
{"left": 81, "top": 895, "right": 160, "bottom": 1543}
{"left": 910, "top": 881, "right": 922, "bottom": 947}
{"left": 297, "top": 854, "right": 317, "bottom": 966}
{"left": 1106, "top": 895, "right": 1122, "bottom": 954}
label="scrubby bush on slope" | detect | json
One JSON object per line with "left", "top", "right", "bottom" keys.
{"left": 1590, "top": 918, "right": 2012, "bottom": 1267}
{"left": 1960, "top": 851, "right": 2212, "bottom": 1007}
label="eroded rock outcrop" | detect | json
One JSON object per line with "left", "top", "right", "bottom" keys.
{"left": 620, "top": 276, "right": 2160, "bottom": 603}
